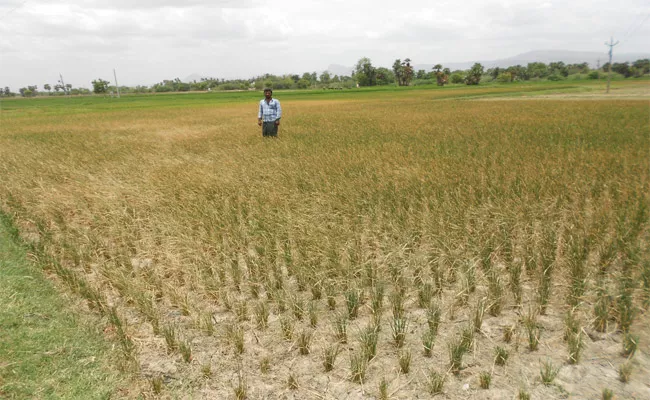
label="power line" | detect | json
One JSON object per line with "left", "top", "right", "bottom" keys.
{"left": 620, "top": 11, "right": 650, "bottom": 43}
{"left": 1, "top": 1, "right": 27, "bottom": 21}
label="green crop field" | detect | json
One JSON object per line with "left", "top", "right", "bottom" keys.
{"left": 1, "top": 80, "right": 648, "bottom": 399}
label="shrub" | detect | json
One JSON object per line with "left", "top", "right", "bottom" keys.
{"left": 450, "top": 73, "right": 464, "bottom": 84}
{"left": 497, "top": 72, "right": 513, "bottom": 83}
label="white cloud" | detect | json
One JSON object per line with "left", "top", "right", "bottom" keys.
{"left": 0, "top": 0, "right": 648, "bottom": 89}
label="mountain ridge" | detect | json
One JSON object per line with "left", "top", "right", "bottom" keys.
{"left": 324, "top": 50, "right": 650, "bottom": 76}
{"left": 183, "top": 50, "right": 650, "bottom": 82}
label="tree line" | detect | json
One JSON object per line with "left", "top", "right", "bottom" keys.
{"left": 2, "top": 58, "right": 648, "bottom": 97}
{"left": 353, "top": 57, "right": 650, "bottom": 87}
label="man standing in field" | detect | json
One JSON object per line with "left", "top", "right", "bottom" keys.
{"left": 258, "top": 88, "right": 282, "bottom": 137}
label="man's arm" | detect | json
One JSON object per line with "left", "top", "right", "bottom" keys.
{"left": 258, "top": 101, "right": 263, "bottom": 125}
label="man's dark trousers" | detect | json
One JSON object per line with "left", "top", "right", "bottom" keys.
{"left": 262, "top": 121, "right": 278, "bottom": 137}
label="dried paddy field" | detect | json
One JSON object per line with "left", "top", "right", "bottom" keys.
{"left": 1, "top": 81, "right": 649, "bottom": 399}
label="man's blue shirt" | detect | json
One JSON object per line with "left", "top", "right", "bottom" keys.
{"left": 258, "top": 98, "right": 282, "bottom": 122}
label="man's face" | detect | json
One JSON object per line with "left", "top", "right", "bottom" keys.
{"left": 264, "top": 90, "right": 272, "bottom": 99}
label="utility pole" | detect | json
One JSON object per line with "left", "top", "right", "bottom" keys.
{"left": 605, "top": 37, "right": 619, "bottom": 94}
{"left": 113, "top": 68, "right": 121, "bottom": 98}
{"left": 59, "top": 73, "right": 68, "bottom": 96}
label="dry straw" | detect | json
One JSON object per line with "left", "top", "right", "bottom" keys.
{"left": 1, "top": 86, "right": 647, "bottom": 397}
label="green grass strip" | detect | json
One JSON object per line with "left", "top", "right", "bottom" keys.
{"left": 0, "top": 213, "right": 128, "bottom": 399}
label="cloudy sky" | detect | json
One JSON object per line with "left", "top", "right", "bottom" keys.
{"left": 0, "top": 0, "right": 648, "bottom": 89}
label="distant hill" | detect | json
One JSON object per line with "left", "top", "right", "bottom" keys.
{"left": 325, "top": 64, "right": 355, "bottom": 77}
{"left": 326, "top": 50, "right": 650, "bottom": 75}
{"left": 184, "top": 73, "right": 207, "bottom": 83}
{"left": 479, "top": 50, "right": 650, "bottom": 69}
{"left": 182, "top": 50, "right": 649, "bottom": 84}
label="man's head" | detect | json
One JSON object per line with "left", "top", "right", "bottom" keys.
{"left": 264, "top": 88, "right": 272, "bottom": 99}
